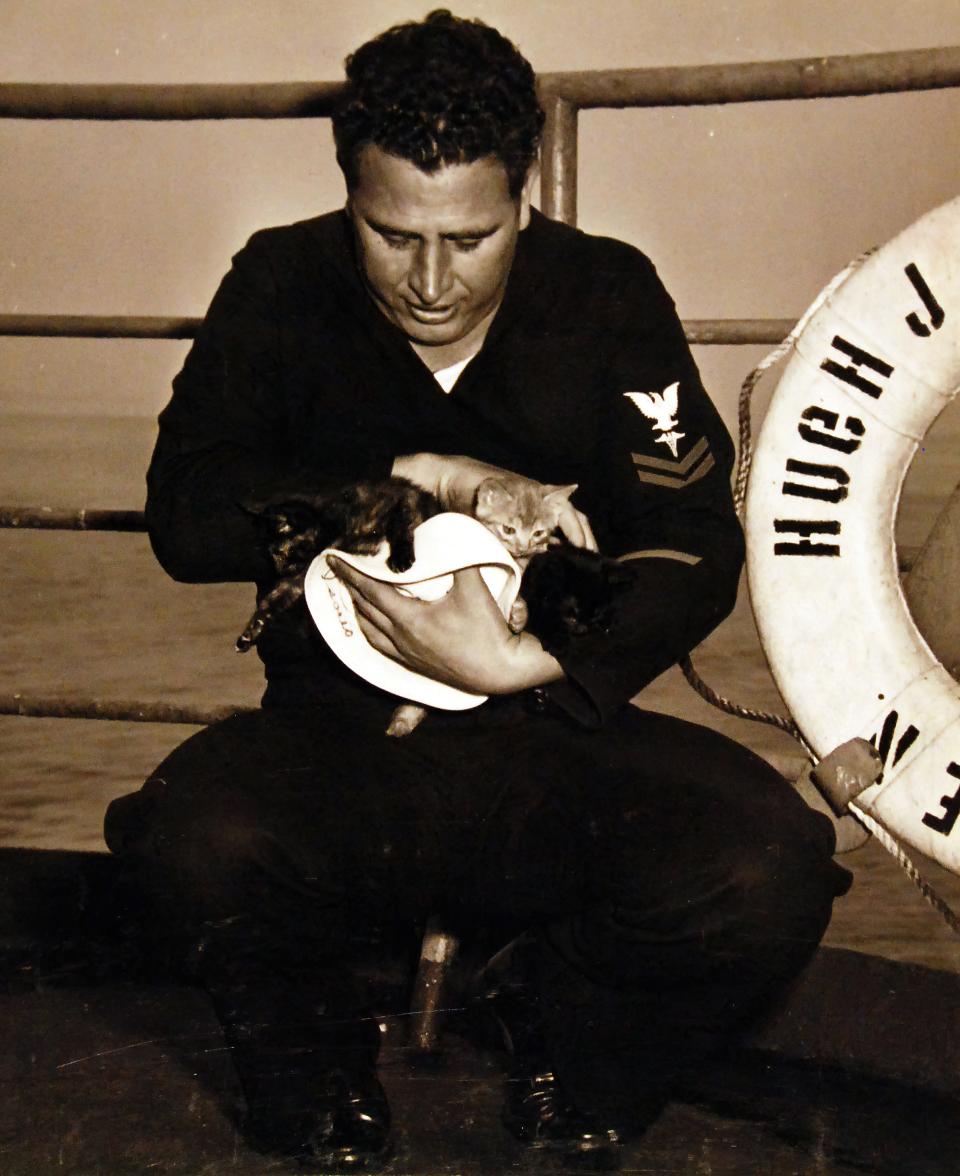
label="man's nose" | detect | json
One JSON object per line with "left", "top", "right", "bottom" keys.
{"left": 409, "top": 242, "right": 451, "bottom": 305}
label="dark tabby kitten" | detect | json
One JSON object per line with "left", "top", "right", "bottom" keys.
{"left": 236, "top": 477, "right": 439, "bottom": 653}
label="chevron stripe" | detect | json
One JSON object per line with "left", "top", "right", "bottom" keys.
{"left": 634, "top": 451, "right": 714, "bottom": 488}
{"left": 631, "top": 436, "right": 709, "bottom": 473}
{"left": 618, "top": 549, "right": 702, "bottom": 566}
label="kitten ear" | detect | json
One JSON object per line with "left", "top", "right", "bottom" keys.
{"left": 543, "top": 483, "right": 579, "bottom": 504}
{"left": 474, "top": 478, "right": 512, "bottom": 516}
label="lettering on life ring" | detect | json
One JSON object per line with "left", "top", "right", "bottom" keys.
{"left": 745, "top": 196, "right": 960, "bottom": 875}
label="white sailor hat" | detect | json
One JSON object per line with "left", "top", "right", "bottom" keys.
{"left": 304, "top": 512, "right": 522, "bottom": 709}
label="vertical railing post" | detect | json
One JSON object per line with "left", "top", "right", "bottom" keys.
{"left": 539, "top": 92, "right": 578, "bottom": 226}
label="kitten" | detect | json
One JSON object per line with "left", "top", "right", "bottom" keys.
{"left": 519, "top": 545, "right": 638, "bottom": 651}
{"left": 472, "top": 476, "right": 578, "bottom": 635}
{"left": 235, "top": 477, "right": 439, "bottom": 653}
{"left": 473, "top": 477, "right": 578, "bottom": 563}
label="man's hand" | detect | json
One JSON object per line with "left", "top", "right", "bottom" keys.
{"left": 392, "top": 453, "right": 597, "bottom": 552}
{"left": 327, "top": 557, "right": 564, "bottom": 695}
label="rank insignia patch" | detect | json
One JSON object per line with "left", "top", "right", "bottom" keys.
{"left": 631, "top": 435, "right": 714, "bottom": 488}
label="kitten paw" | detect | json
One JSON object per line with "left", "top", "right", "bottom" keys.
{"left": 235, "top": 616, "right": 263, "bottom": 652}
{"left": 507, "top": 596, "right": 529, "bottom": 634}
{"left": 386, "top": 545, "right": 415, "bottom": 573}
{"left": 386, "top": 703, "right": 427, "bottom": 737}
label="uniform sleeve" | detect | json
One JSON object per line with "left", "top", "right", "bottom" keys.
{"left": 541, "top": 257, "right": 744, "bottom": 728}
{"left": 145, "top": 231, "right": 395, "bottom": 584}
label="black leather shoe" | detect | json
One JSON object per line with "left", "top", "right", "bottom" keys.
{"left": 503, "top": 1067, "right": 623, "bottom": 1170}
{"left": 476, "top": 942, "right": 625, "bottom": 1170}
{"left": 243, "top": 1068, "right": 393, "bottom": 1171}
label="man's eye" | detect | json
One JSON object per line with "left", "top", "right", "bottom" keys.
{"left": 454, "top": 239, "right": 481, "bottom": 253}
{"left": 381, "top": 233, "right": 412, "bottom": 250}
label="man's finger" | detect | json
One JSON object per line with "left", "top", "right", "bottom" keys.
{"left": 327, "top": 556, "right": 417, "bottom": 619}
{"left": 447, "top": 565, "right": 509, "bottom": 613}
{"left": 557, "top": 504, "right": 598, "bottom": 551}
{"left": 352, "top": 609, "right": 406, "bottom": 662}
{"left": 577, "top": 510, "right": 599, "bottom": 552}
{"left": 348, "top": 585, "right": 397, "bottom": 636}
{"left": 556, "top": 508, "right": 582, "bottom": 547}
{"left": 448, "top": 564, "right": 488, "bottom": 596}
{"left": 327, "top": 561, "right": 409, "bottom": 659}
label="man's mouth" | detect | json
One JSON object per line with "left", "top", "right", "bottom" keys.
{"left": 406, "top": 303, "right": 458, "bottom": 325}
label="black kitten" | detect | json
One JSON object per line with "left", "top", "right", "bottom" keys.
{"left": 236, "top": 477, "right": 439, "bottom": 652}
{"left": 519, "top": 545, "right": 638, "bottom": 652}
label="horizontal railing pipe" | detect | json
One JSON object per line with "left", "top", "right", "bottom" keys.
{"left": 0, "top": 314, "right": 795, "bottom": 344}
{"left": 543, "top": 47, "right": 960, "bottom": 109}
{"left": 684, "top": 319, "right": 793, "bottom": 345}
{"left": 0, "top": 507, "right": 921, "bottom": 572}
{"left": 0, "top": 81, "right": 344, "bottom": 120}
{"left": 1, "top": 49, "right": 957, "bottom": 122}
{"left": 0, "top": 314, "right": 200, "bottom": 339}
{"left": 0, "top": 692, "right": 253, "bottom": 726}
{"left": 0, "top": 507, "right": 146, "bottom": 531}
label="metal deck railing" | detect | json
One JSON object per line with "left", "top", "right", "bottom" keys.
{"left": 3, "top": 45, "right": 959, "bottom": 725}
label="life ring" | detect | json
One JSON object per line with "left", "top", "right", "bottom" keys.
{"left": 745, "top": 195, "right": 960, "bottom": 875}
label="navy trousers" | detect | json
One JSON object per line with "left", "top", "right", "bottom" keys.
{"left": 104, "top": 682, "right": 850, "bottom": 1120}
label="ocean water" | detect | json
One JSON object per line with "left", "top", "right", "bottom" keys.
{"left": 0, "top": 414, "right": 264, "bottom": 852}
{"left": 2, "top": 412, "right": 960, "bottom": 972}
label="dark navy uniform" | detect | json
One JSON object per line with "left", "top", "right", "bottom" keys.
{"left": 107, "top": 208, "right": 850, "bottom": 1120}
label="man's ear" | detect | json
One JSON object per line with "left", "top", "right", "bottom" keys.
{"left": 518, "top": 161, "right": 539, "bottom": 231}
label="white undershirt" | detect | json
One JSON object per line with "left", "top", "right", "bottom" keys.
{"left": 431, "top": 353, "right": 476, "bottom": 393}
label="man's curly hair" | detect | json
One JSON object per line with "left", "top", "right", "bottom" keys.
{"left": 332, "top": 10, "right": 544, "bottom": 198}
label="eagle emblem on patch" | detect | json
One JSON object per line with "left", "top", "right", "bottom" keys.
{"left": 623, "top": 381, "right": 714, "bottom": 488}
{"left": 623, "top": 382, "right": 685, "bottom": 457}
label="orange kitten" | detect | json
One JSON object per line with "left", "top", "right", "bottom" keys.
{"left": 473, "top": 478, "right": 578, "bottom": 564}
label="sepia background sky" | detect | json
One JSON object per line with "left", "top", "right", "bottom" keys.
{"left": 1, "top": 0, "right": 959, "bottom": 427}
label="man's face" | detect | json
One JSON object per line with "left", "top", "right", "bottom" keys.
{"left": 347, "top": 145, "right": 534, "bottom": 358}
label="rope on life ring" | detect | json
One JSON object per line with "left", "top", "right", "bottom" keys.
{"left": 744, "top": 194, "right": 960, "bottom": 884}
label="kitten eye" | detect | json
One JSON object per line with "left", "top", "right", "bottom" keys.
{"left": 502, "top": 524, "right": 516, "bottom": 536}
